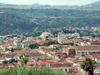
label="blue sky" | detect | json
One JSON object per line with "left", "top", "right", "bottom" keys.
{"left": 0, "top": 0, "right": 99, "bottom": 6}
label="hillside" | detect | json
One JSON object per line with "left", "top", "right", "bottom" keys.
{"left": 81, "top": 1, "right": 100, "bottom": 9}
{"left": 0, "top": 8, "right": 100, "bottom": 35}
{"left": 1, "top": 1, "right": 100, "bottom": 9}
{"left": 0, "top": 1, "right": 100, "bottom": 35}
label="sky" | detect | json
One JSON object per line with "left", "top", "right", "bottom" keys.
{"left": 0, "top": 0, "right": 100, "bottom": 6}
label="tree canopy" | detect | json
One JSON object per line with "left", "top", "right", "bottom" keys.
{"left": 80, "top": 58, "right": 97, "bottom": 75}
{"left": 0, "top": 65, "right": 70, "bottom": 75}
{"left": 0, "top": 8, "right": 100, "bottom": 35}
{"left": 29, "top": 43, "right": 40, "bottom": 49}
{"left": 42, "top": 41, "right": 59, "bottom": 46}
{"left": 29, "top": 41, "right": 59, "bottom": 49}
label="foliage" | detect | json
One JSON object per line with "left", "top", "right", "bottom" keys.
{"left": 51, "top": 30, "right": 60, "bottom": 37}
{"left": 21, "top": 55, "right": 29, "bottom": 64}
{"left": 67, "top": 43, "right": 74, "bottom": 45}
{"left": 29, "top": 43, "right": 40, "bottom": 49}
{"left": 61, "top": 43, "right": 78, "bottom": 46}
{"left": 9, "top": 58, "right": 17, "bottom": 63}
{"left": 10, "top": 48, "right": 14, "bottom": 52}
{"left": 0, "top": 65, "right": 70, "bottom": 75}
{"left": 0, "top": 8, "right": 100, "bottom": 35}
{"left": 20, "top": 54, "right": 29, "bottom": 59}
{"left": 61, "top": 43, "right": 74, "bottom": 45}
{"left": 29, "top": 41, "right": 59, "bottom": 49}
{"left": 42, "top": 41, "right": 59, "bottom": 46}
{"left": 73, "top": 44, "right": 79, "bottom": 46}
{"left": 80, "top": 58, "right": 97, "bottom": 75}
{"left": 61, "top": 43, "right": 68, "bottom": 45}
{"left": 46, "top": 38, "right": 49, "bottom": 40}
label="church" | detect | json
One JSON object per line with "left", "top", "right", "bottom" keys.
{"left": 58, "top": 31, "right": 80, "bottom": 43}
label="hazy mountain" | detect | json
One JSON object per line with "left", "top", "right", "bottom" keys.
{"left": 30, "top": 3, "right": 43, "bottom": 7}
{"left": 0, "top": 1, "right": 100, "bottom": 9}
{"left": 0, "top": 1, "right": 100, "bottom": 35}
{"left": 30, "top": 1, "right": 100, "bottom": 9}
{"left": 81, "top": 1, "right": 100, "bottom": 9}
{"left": 0, "top": 3, "right": 4, "bottom": 6}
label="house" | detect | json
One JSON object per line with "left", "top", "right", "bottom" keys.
{"left": 90, "top": 53, "right": 100, "bottom": 63}
{"left": 29, "top": 53, "right": 43, "bottom": 59}
{"left": 63, "top": 46, "right": 100, "bottom": 56}
{"left": 22, "top": 41, "right": 35, "bottom": 48}
{"left": 49, "top": 44, "right": 61, "bottom": 49}
{"left": 5, "top": 54, "right": 13, "bottom": 60}
{"left": 13, "top": 36, "right": 22, "bottom": 48}
{"left": 49, "top": 63, "right": 69, "bottom": 72}
{"left": 69, "top": 66, "right": 78, "bottom": 72}
{"left": 40, "top": 32, "right": 53, "bottom": 38}
{"left": 0, "top": 60, "right": 8, "bottom": 64}
{"left": 58, "top": 32, "right": 80, "bottom": 43}
{"left": 94, "top": 65, "right": 100, "bottom": 73}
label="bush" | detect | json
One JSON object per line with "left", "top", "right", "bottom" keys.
{"left": 9, "top": 58, "right": 17, "bottom": 63}
{"left": 0, "top": 66, "right": 70, "bottom": 75}
{"left": 29, "top": 43, "right": 40, "bottom": 49}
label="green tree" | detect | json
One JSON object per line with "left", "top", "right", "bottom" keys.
{"left": 0, "top": 65, "right": 70, "bottom": 75}
{"left": 9, "top": 58, "right": 17, "bottom": 63}
{"left": 80, "top": 58, "right": 97, "bottom": 75}
{"left": 29, "top": 43, "right": 40, "bottom": 49}
{"left": 73, "top": 44, "right": 79, "bottom": 46}
{"left": 43, "top": 41, "right": 59, "bottom": 46}
{"left": 61, "top": 43, "right": 67, "bottom": 45}
{"left": 10, "top": 48, "right": 14, "bottom": 52}
{"left": 20, "top": 54, "right": 29, "bottom": 59}
{"left": 21, "top": 55, "right": 29, "bottom": 65}
{"left": 67, "top": 43, "right": 74, "bottom": 45}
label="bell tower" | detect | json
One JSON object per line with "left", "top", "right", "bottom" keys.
{"left": 58, "top": 32, "right": 61, "bottom": 43}
{"left": 16, "top": 36, "right": 22, "bottom": 48}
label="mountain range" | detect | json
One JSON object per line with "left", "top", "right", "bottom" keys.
{"left": 82, "top": 1, "right": 100, "bottom": 9}
{"left": 0, "top": 1, "right": 100, "bottom": 35}
{"left": 0, "top": 1, "right": 100, "bottom": 9}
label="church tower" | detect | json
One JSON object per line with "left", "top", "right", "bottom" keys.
{"left": 58, "top": 32, "right": 62, "bottom": 43}
{"left": 16, "top": 36, "right": 22, "bottom": 48}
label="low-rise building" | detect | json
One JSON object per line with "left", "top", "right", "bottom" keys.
{"left": 63, "top": 46, "right": 100, "bottom": 56}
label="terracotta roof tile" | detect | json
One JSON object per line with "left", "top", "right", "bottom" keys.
{"left": 50, "top": 63, "right": 69, "bottom": 67}
{"left": 69, "top": 66, "right": 78, "bottom": 69}
{"left": 65, "top": 46, "right": 100, "bottom": 51}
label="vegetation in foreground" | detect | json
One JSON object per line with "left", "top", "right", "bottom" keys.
{"left": 80, "top": 58, "right": 97, "bottom": 75}
{"left": 0, "top": 65, "right": 70, "bottom": 75}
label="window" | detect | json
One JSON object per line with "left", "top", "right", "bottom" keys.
{"left": 30, "top": 64, "right": 34, "bottom": 66}
{"left": 82, "top": 52, "right": 85, "bottom": 56}
{"left": 65, "top": 69, "right": 67, "bottom": 72}
{"left": 82, "top": 52, "right": 84, "bottom": 54}
{"left": 77, "top": 52, "right": 80, "bottom": 54}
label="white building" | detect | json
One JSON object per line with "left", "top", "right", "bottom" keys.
{"left": 58, "top": 31, "right": 80, "bottom": 43}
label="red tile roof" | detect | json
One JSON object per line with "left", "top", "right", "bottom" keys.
{"left": 69, "top": 66, "right": 78, "bottom": 69}
{"left": 66, "top": 46, "right": 100, "bottom": 51}
{"left": 50, "top": 63, "right": 69, "bottom": 67}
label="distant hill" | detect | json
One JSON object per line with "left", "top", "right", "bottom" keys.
{"left": 0, "top": 1, "right": 100, "bottom": 9}
{"left": 0, "top": 1, "right": 100, "bottom": 35}
{"left": 30, "top": 3, "right": 43, "bottom": 7}
{"left": 0, "top": 8, "right": 100, "bottom": 35}
{"left": 0, "top": 3, "right": 4, "bottom": 6}
{"left": 81, "top": 1, "right": 100, "bottom": 9}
